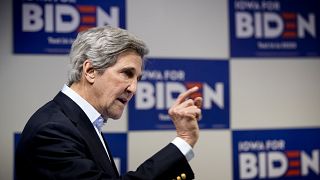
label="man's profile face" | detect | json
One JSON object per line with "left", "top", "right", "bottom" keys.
{"left": 91, "top": 50, "right": 142, "bottom": 119}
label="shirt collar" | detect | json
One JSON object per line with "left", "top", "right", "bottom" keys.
{"left": 61, "top": 84, "right": 102, "bottom": 124}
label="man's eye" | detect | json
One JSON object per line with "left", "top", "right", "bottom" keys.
{"left": 124, "top": 70, "right": 134, "bottom": 78}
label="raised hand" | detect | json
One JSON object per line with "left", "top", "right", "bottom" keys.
{"left": 168, "top": 86, "right": 203, "bottom": 147}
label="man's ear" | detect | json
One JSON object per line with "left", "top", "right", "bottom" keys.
{"left": 83, "top": 60, "right": 95, "bottom": 83}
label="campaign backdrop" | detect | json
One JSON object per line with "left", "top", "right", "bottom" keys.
{"left": 129, "top": 58, "right": 230, "bottom": 130}
{"left": 13, "top": 0, "right": 125, "bottom": 54}
{"left": 233, "top": 128, "right": 320, "bottom": 180}
{"left": 230, "top": 0, "right": 320, "bottom": 57}
{"left": 2, "top": 0, "right": 320, "bottom": 179}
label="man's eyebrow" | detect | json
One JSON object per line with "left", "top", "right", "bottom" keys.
{"left": 122, "top": 67, "right": 142, "bottom": 79}
{"left": 121, "top": 67, "right": 136, "bottom": 72}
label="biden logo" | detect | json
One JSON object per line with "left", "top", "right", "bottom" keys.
{"left": 239, "top": 142, "right": 319, "bottom": 179}
{"left": 234, "top": 1, "right": 316, "bottom": 39}
{"left": 13, "top": 0, "right": 126, "bottom": 54}
{"left": 21, "top": 1, "right": 121, "bottom": 33}
{"left": 230, "top": 0, "right": 320, "bottom": 57}
{"left": 135, "top": 80, "right": 224, "bottom": 111}
{"left": 129, "top": 58, "right": 229, "bottom": 130}
{"left": 233, "top": 129, "right": 320, "bottom": 180}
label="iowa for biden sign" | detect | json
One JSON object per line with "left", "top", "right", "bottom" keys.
{"left": 129, "top": 59, "right": 230, "bottom": 130}
{"left": 13, "top": 0, "right": 125, "bottom": 54}
{"left": 233, "top": 128, "right": 320, "bottom": 180}
{"left": 230, "top": 0, "right": 320, "bottom": 57}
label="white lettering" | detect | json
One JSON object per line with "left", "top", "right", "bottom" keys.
{"left": 203, "top": 83, "right": 224, "bottom": 109}
{"left": 141, "top": 70, "right": 163, "bottom": 81}
{"left": 47, "top": 37, "right": 74, "bottom": 45}
{"left": 301, "top": 150, "right": 320, "bottom": 175}
{"left": 45, "top": 4, "right": 54, "bottom": 32}
{"left": 268, "top": 152, "right": 287, "bottom": 178}
{"left": 97, "top": 6, "right": 119, "bottom": 27}
{"left": 257, "top": 41, "right": 297, "bottom": 50}
{"left": 263, "top": 13, "right": 283, "bottom": 38}
{"left": 158, "top": 113, "right": 171, "bottom": 121}
{"left": 22, "top": 3, "right": 80, "bottom": 32}
{"left": 298, "top": 14, "right": 316, "bottom": 38}
{"left": 234, "top": 1, "right": 260, "bottom": 10}
{"left": 156, "top": 83, "right": 165, "bottom": 109}
{"left": 265, "top": 140, "right": 285, "bottom": 151}
{"left": 163, "top": 70, "right": 185, "bottom": 81}
{"left": 240, "top": 153, "right": 258, "bottom": 179}
{"left": 23, "top": 4, "right": 43, "bottom": 32}
{"left": 55, "top": 4, "right": 79, "bottom": 32}
{"left": 236, "top": 12, "right": 286, "bottom": 39}
{"left": 236, "top": 12, "right": 254, "bottom": 38}
{"left": 135, "top": 82, "right": 155, "bottom": 109}
{"left": 238, "top": 141, "right": 265, "bottom": 152}
{"left": 259, "top": 153, "right": 267, "bottom": 178}
{"left": 135, "top": 82, "right": 224, "bottom": 110}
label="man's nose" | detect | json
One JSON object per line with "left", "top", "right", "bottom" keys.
{"left": 127, "top": 79, "right": 138, "bottom": 94}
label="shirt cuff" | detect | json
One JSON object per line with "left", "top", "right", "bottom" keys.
{"left": 171, "top": 137, "right": 194, "bottom": 162}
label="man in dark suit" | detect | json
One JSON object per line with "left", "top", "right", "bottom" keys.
{"left": 15, "top": 26, "right": 202, "bottom": 180}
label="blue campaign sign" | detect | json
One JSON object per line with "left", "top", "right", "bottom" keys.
{"left": 232, "top": 128, "right": 320, "bottom": 180}
{"left": 102, "top": 133, "right": 127, "bottom": 175}
{"left": 129, "top": 58, "right": 230, "bottom": 130}
{"left": 14, "top": 133, "right": 127, "bottom": 176}
{"left": 229, "top": 0, "right": 320, "bottom": 57}
{"left": 13, "top": 0, "right": 126, "bottom": 54}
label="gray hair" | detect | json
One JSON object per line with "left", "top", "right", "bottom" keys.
{"left": 67, "top": 26, "right": 149, "bottom": 86}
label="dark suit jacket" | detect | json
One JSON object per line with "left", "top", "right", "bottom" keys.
{"left": 15, "top": 92, "right": 194, "bottom": 180}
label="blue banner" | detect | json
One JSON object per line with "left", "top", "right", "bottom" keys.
{"left": 13, "top": 0, "right": 126, "bottom": 54}
{"left": 230, "top": 0, "right": 320, "bottom": 57}
{"left": 102, "top": 133, "right": 127, "bottom": 175}
{"left": 129, "top": 58, "right": 230, "bottom": 130}
{"left": 232, "top": 128, "right": 320, "bottom": 180}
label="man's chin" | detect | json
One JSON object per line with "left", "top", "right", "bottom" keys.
{"left": 108, "top": 111, "right": 124, "bottom": 120}
{"left": 104, "top": 106, "right": 125, "bottom": 120}
{"left": 110, "top": 116, "right": 121, "bottom": 120}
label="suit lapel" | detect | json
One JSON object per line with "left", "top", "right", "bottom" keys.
{"left": 101, "top": 133, "right": 120, "bottom": 177}
{"left": 53, "top": 92, "right": 118, "bottom": 177}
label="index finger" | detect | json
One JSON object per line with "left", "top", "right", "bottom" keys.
{"left": 174, "top": 86, "right": 199, "bottom": 106}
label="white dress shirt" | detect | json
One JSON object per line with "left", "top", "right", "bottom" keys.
{"left": 61, "top": 85, "right": 110, "bottom": 158}
{"left": 61, "top": 84, "right": 194, "bottom": 161}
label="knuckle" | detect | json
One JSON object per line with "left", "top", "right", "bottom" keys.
{"left": 187, "top": 99, "right": 194, "bottom": 104}
{"left": 169, "top": 108, "right": 179, "bottom": 116}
